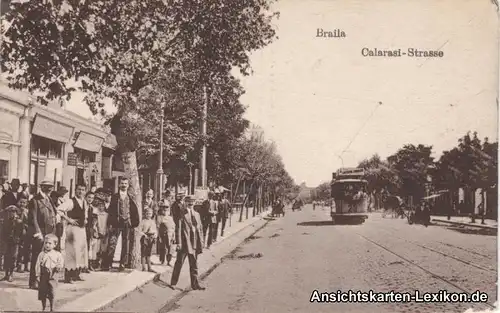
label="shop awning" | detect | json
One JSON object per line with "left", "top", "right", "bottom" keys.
{"left": 74, "top": 131, "right": 104, "bottom": 153}
{"left": 31, "top": 114, "right": 74, "bottom": 143}
{"left": 103, "top": 134, "right": 118, "bottom": 150}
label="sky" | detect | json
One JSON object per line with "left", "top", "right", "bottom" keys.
{"left": 65, "top": 0, "right": 499, "bottom": 187}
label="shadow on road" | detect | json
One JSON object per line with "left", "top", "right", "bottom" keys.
{"left": 297, "top": 220, "right": 364, "bottom": 226}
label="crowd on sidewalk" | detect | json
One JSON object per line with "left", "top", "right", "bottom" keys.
{"left": 0, "top": 177, "right": 234, "bottom": 311}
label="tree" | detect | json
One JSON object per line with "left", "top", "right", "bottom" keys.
{"left": 3, "top": 0, "right": 279, "bottom": 269}
{"left": 358, "top": 154, "right": 400, "bottom": 194}
{"left": 387, "top": 144, "right": 434, "bottom": 199}
{"left": 313, "top": 182, "right": 331, "bottom": 201}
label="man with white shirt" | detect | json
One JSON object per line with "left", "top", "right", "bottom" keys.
{"left": 101, "top": 177, "right": 140, "bottom": 271}
{"left": 170, "top": 195, "right": 205, "bottom": 290}
{"left": 56, "top": 184, "right": 89, "bottom": 283}
{"left": 28, "top": 179, "right": 57, "bottom": 289}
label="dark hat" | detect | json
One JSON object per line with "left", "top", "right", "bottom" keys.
{"left": 175, "top": 193, "right": 184, "bottom": 198}
{"left": 58, "top": 186, "right": 68, "bottom": 194}
{"left": 21, "top": 183, "right": 28, "bottom": 187}
{"left": 11, "top": 178, "right": 20, "bottom": 185}
{"left": 184, "top": 195, "right": 195, "bottom": 201}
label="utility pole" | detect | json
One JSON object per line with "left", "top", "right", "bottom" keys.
{"left": 200, "top": 85, "right": 208, "bottom": 188}
{"left": 157, "top": 102, "right": 165, "bottom": 200}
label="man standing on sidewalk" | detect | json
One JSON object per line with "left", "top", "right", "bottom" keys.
{"left": 102, "top": 177, "right": 140, "bottom": 271}
{"left": 170, "top": 195, "right": 205, "bottom": 290}
{"left": 201, "top": 192, "right": 218, "bottom": 248}
{"left": 218, "top": 192, "right": 232, "bottom": 237}
{"left": 28, "top": 179, "right": 57, "bottom": 289}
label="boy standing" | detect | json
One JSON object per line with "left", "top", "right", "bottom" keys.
{"left": 1, "top": 205, "right": 24, "bottom": 282}
{"left": 35, "top": 234, "right": 64, "bottom": 311}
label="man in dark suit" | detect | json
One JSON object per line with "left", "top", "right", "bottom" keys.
{"left": 3, "top": 179, "right": 22, "bottom": 209}
{"left": 28, "top": 179, "right": 57, "bottom": 289}
{"left": 170, "top": 195, "right": 205, "bottom": 290}
{"left": 102, "top": 177, "right": 140, "bottom": 271}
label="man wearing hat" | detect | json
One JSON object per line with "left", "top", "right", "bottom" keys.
{"left": 170, "top": 195, "right": 205, "bottom": 290}
{"left": 200, "top": 192, "right": 218, "bottom": 249}
{"left": 171, "top": 194, "right": 184, "bottom": 229}
{"left": 3, "top": 179, "right": 22, "bottom": 209}
{"left": 156, "top": 200, "right": 175, "bottom": 266}
{"left": 28, "top": 179, "right": 58, "bottom": 289}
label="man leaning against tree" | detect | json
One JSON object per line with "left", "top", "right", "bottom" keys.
{"left": 102, "top": 177, "right": 140, "bottom": 271}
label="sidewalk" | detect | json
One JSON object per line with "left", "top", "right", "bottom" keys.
{"left": 0, "top": 208, "right": 271, "bottom": 312}
{"left": 431, "top": 215, "right": 498, "bottom": 229}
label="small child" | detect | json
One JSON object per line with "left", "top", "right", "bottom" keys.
{"left": 1, "top": 205, "right": 24, "bottom": 282}
{"left": 156, "top": 201, "right": 175, "bottom": 266}
{"left": 92, "top": 191, "right": 109, "bottom": 269}
{"left": 36, "top": 234, "right": 64, "bottom": 312}
{"left": 138, "top": 208, "right": 157, "bottom": 272}
{"left": 16, "top": 196, "right": 30, "bottom": 273}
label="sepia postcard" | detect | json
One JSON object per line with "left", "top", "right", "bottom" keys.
{"left": 0, "top": 0, "right": 497, "bottom": 312}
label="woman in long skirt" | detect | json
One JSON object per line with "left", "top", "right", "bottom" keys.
{"left": 56, "top": 184, "right": 89, "bottom": 283}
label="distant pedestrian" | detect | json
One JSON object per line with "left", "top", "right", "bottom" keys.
{"left": 35, "top": 233, "right": 63, "bottom": 312}
{"left": 28, "top": 179, "right": 58, "bottom": 290}
{"left": 201, "top": 192, "right": 217, "bottom": 248}
{"left": 139, "top": 207, "right": 157, "bottom": 272}
{"left": 102, "top": 177, "right": 140, "bottom": 271}
{"left": 1, "top": 205, "right": 24, "bottom": 282}
{"left": 170, "top": 195, "right": 205, "bottom": 290}
{"left": 218, "top": 193, "right": 232, "bottom": 237}
{"left": 156, "top": 200, "right": 175, "bottom": 266}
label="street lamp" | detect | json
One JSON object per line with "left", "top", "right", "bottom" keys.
{"left": 157, "top": 102, "right": 165, "bottom": 200}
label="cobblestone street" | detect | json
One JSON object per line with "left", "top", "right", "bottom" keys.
{"left": 158, "top": 204, "right": 497, "bottom": 313}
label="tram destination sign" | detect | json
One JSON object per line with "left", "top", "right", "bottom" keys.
{"left": 67, "top": 152, "right": 77, "bottom": 166}
{"left": 336, "top": 168, "right": 365, "bottom": 175}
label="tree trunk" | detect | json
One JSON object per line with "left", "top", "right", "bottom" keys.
{"left": 121, "top": 151, "right": 143, "bottom": 270}
{"left": 232, "top": 175, "right": 243, "bottom": 204}
{"left": 239, "top": 180, "right": 255, "bottom": 222}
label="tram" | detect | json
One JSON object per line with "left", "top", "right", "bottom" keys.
{"left": 330, "top": 168, "right": 369, "bottom": 224}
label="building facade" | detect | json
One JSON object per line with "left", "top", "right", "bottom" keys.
{"left": 0, "top": 81, "right": 123, "bottom": 195}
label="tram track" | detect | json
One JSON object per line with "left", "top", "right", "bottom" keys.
{"left": 371, "top": 223, "right": 496, "bottom": 273}
{"left": 356, "top": 233, "right": 497, "bottom": 309}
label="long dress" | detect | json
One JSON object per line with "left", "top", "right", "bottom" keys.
{"left": 57, "top": 198, "right": 89, "bottom": 271}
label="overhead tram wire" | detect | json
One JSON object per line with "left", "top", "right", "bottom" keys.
{"left": 339, "top": 101, "right": 383, "bottom": 157}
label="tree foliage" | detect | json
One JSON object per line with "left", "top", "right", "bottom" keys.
{"left": 356, "top": 132, "right": 497, "bottom": 202}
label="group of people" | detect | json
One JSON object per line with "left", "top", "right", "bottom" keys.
{"left": 0, "top": 177, "right": 234, "bottom": 311}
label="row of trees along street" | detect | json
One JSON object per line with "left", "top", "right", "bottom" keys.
{"left": 1, "top": 0, "right": 296, "bottom": 269}
{"left": 313, "top": 131, "right": 498, "bottom": 219}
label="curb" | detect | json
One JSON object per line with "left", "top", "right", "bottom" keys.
{"left": 60, "top": 209, "right": 271, "bottom": 312}
{"left": 159, "top": 216, "right": 271, "bottom": 313}
{"left": 432, "top": 218, "right": 498, "bottom": 230}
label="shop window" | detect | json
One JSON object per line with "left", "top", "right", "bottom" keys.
{"left": 31, "top": 135, "right": 63, "bottom": 159}
{"left": 74, "top": 148, "right": 96, "bottom": 164}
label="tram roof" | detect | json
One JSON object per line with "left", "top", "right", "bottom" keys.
{"left": 331, "top": 179, "right": 368, "bottom": 185}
